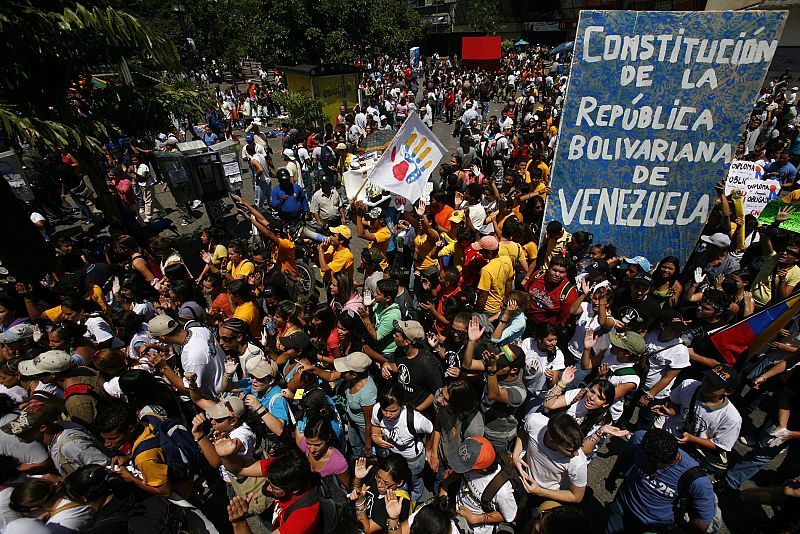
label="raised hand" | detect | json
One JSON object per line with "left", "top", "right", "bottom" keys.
{"left": 776, "top": 205, "right": 798, "bottom": 223}
{"left": 468, "top": 315, "right": 485, "bottom": 342}
{"left": 224, "top": 359, "right": 238, "bottom": 375}
{"left": 354, "top": 457, "right": 373, "bottom": 480}
{"left": 560, "top": 365, "right": 576, "bottom": 386}
{"left": 384, "top": 488, "right": 403, "bottom": 520}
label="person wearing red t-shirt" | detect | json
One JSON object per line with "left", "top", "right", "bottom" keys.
{"left": 225, "top": 447, "right": 322, "bottom": 534}
{"left": 460, "top": 233, "right": 489, "bottom": 289}
{"left": 523, "top": 256, "right": 578, "bottom": 335}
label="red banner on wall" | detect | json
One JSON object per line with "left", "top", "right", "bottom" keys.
{"left": 461, "top": 36, "right": 501, "bottom": 60}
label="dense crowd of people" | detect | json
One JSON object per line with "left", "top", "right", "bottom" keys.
{"left": 2, "top": 44, "right": 800, "bottom": 534}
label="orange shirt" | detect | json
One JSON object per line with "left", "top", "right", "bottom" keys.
{"left": 434, "top": 205, "right": 455, "bottom": 233}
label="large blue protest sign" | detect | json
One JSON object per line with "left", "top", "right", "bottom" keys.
{"left": 545, "top": 10, "right": 786, "bottom": 264}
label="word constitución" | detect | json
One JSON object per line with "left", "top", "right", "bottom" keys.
{"left": 582, "top": 26, "right": 778, "bottom": 66}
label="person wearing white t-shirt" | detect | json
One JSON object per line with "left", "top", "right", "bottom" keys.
{"left": 635, "top": 311, "right": 690, "bottom": 426}
{"left": 520, "top": 324, "right": 565, "bottom": 412}
{"left": 371, "top": 384, "right": 433, "bottom": 503}
{"left": 513, "top": 412, "right": 588, "bottom": 503}
{"left": 29, "top": 211, "right": 49, "bottom": 241}
{"left": 440, "top": 436, "right": 517, "bottom": 533}
{"left": 653, "top": 364, "right": 742, "bottom": 473}
{"left": 566, "top": 280, "right": 616, "bottom": 386}
{"left": 188, "top": 395, "right": 257, "bottom": 485}
{"left": 147, "top": 315, "right": 225, "bottom": 397}
{"left": 582, "top": 329, "right": 647, "bottom": 423}
{"left": 543, "top": 366, "right": 627, "bottom": 456}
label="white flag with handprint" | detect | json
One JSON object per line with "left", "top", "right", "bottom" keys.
{"left": 366, "top": 112, "right": 446, "bottom": 204}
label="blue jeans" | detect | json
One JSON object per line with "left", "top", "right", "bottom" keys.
{"left": 254, "top": 176, "right": 270, "bottom": 212}
{"left": 406, "top": 451, "right": 426, "bottom": 502}
{"left": 481, "top": 101, "right": 490, "bottom": 122}
{"left": 723, "top": 422, "right": 800, "bottom": 489}
{"left": 348, "top": 422, "right": 367, "bottom": 458}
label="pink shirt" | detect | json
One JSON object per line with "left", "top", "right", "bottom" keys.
{"left": 300, "top": 438, "right": 348, "bottom": 477}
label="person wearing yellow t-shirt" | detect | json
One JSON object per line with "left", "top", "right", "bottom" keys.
{"left": 475, "top": 236, "right": 514, "bottom": 315}
{"left": 355, "top": 203, "right": 390, "bottom": 270}
{"left": 18, "top": 273, "right": 109, "bottom": 323}
{"left": 437, "top": 210, "right": 467, "bottom": 269}
{"left": 228, "top": 279, "right": 262, "bottom": 337}
{"left": 204, "top": 236, "right": 254, "bottom": 282}
{"left": 230, "top": 194, "right": 298, "bottom": 277}
{"left": 407, "top": 201, "right": 441, "bottom": 303}
{"left": 99, "top": 404, "right": 192, "bottom": 499}
{"left": 782, "top": 189, "right": 800, "bottom": 203}
{"left": 196, "top": 228, "right": 227, "bottom": 284}
{"left": 318, "top": 225, "right": 354, "bottom": 284}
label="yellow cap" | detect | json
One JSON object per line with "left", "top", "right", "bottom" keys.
{"left": 328, "top": 225, "right": 352, "bottom": 240}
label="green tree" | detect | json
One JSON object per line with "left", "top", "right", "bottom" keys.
{"left": 463, "top": 0, "right": 500, "bottom": 35}
{"left": 0, "top": 1, "right": 209, "bottom": 228}
{"left": 271, "top": 91, "right": 326, "bottom": 133}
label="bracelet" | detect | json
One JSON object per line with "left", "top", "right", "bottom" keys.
{"left": 499, "top": 319, "right": 508, "bottom": 324}
{"left": 486, "top": 369, "right": 497, "bottom": 376}
{"left": 483, "top": 513, "right": 488, "bottom": 527}
{"left": 387, "top": 521, "right": 400, "bottom": 531}
{"left": 194, "top": 434, "right": 206, "bottom": 442}
{"left": 257, "top": 409, "right": 267, "bottom": 416}
{"left": 643, "top": 392, "right": 654, "bottom": 401}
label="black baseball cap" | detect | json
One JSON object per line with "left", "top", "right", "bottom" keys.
{"left": 632, "top": 273, "right": 653, "bottom": 287}
{"left": 703, "top": 364, "right": 740, "bottom": 390}
{"left": 659, "top": 310, "right": 686, "bottom": 331}
{"left": 586, "top": 260, "right": 610, "bottom": 278}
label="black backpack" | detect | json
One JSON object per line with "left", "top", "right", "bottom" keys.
{"left": 283, "top": 483, "right": 348, "bottom": 534}
{"left": 478, "top": 460, "right": 528, "bottom": 528}
{"left": 673, "top": 466, "right": 708, "bottom": 524}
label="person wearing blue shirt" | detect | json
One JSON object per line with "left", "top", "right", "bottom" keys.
{"left": 202, "top": 125, "right": 219, "bottom": 146}
{"left": 238, "top": 358, "right": 291, "bottom": 437}
{"left": 765, "top": 151, "right": 798, "bottom": 189}
{"left": 270, "top": 169, "right": 309, "bottom": 221}
{"left": 604, "top": 428, "right": 716, "bottom": 534}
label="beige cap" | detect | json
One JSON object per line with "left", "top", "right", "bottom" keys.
{"left": 18, "top": 350, "right": 72, "bottom": 376}
{"left": 206, "top": 396, "right": 246, "bottom": 419}
{"left": 148, "top": 314, "right": 180, "bottom": 337}
{"left": 333, "top": 351, "right": 372, "bottom": 373}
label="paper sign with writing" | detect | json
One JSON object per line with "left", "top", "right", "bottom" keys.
{"left": 545, "top": 10, "right": 787, "bottom": 264}
{"left": 757, "top": 201, "right": 800, "bottom": 234}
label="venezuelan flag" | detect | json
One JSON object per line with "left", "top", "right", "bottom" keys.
{"left": 710, "top": 293, "right": 800, "bottom": 366}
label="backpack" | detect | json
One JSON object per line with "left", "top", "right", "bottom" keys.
{"left": 283, "top": 484, "right": 348, "bottom": 534}
{"left": 319, "top": 145, "right": 337, "bottom": 172}
{"left": 673, "top": 466, "right": 708, "bottom": 525}
{"left": 477, "top": 460, "right": 528, "bottom": 528}
{"left": 127, "top": 496, "right": 189, "bottom": 534}
{"left": 133, "top": 415, "right": 201, "bottom": 482}
{"left": 64, "top": 380, "right": 113, "bottom": 418}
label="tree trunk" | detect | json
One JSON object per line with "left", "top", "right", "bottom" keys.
{"left": 74, "top": 146, "right": 127, "bottom": 233}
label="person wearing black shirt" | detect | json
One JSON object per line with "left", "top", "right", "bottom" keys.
{"left": 612, "top": 273, "right": 661, "bottom": 331}
{"left": 681, "top": 288, "right": 728, "bottom": 377}
{"left": 380, "top": 320, "right": 443, "bottom": 422}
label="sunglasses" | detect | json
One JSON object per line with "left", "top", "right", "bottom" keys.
{"left": 249, "top": 374, "right": 269, "bottom": 382}
{"left": 218, "top": 334, "right": 237, "bottom": 343}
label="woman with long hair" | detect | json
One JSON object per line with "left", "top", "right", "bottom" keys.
{"left": 650, "top": 256, "right": 683, "bottom": 309}
{"left": 309, "top": 303, "right": 339, "bottom": 367}
{"left": 8, "top": 477, "right": 92, "bottom": 532}
{"left": 331, "top": 270, "right": 363, "bottom": 315}
{"left": 543, "top": 366, "right": 629, "bottom": 455}
{"left": 47, "top": 321, "right": 96, "bottom": 366}
{"left": 520, "top": 322, "right": 565, "bottom": 413}
{"left": 114, "top": 235, "right": 159, "bottom": 282}
{"left": 372, "top": 384, "right": 433, "bottom": 503}
{"left": 297, "top": 415, "right": 350, "bottom": 488}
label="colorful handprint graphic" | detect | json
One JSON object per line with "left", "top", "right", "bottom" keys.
{"left": 390, "top": 132, "right": 435, "bottom": 185}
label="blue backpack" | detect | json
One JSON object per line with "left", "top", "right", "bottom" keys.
{"left": 133, "top": 415, "right": 201, "bottom": 482}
